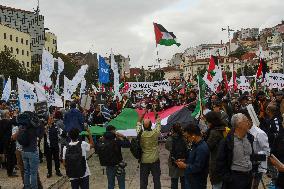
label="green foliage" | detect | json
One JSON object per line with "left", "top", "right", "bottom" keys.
{"left": 150, "top": 69, "right": 165, "bottom": 81}
{"left": 53, "top": 52, "right": 79, "bottom": 79}
{"left": 236, "top": 64, "right": 258, "bottom": 77}
{"left": 85, "top": 63, "right": 98, "bottom": 87}
{"left": 0, "top": 50, "right": 28, "bottom": 87}
{"left": 229, "top": 46, "right": 248, "bottom": 60}
{"left": 26, "top": 63, "right": 40, "bottom": 83}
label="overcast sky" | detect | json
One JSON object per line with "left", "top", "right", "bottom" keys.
{"left": 1, "top": 0, "right": 284, "bottom": 68}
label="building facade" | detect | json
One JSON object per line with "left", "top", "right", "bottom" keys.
{"left": 0, "top": 24, "right": 32, "bottom": 69}
{"left": 0, "top": 5, "right": 45, "bottom": 63}
{"left": 240, "top": 28, "right": 259, "bottom": 40}
{"left": 44, "top": 32, "right": 57, "bottom": 54}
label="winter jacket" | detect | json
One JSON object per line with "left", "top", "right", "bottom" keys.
{"left": 206, "top": 127, "right": 225, "bottom": 184}
{"left": 63, "top": 108, "right": 84, "bottom": 133}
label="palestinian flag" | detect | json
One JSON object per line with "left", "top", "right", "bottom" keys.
{"left": 191, "top": 75, "right": 206, "bottom": 119}
{"left": 256, "top": 58, "right": 269, "bottom": 82}
{"left": 228, "top": 71, "right": 238, "bottom": 90}
{"left": 153, "top": 23, "right": 181, "bottom": 47}
{"left": 203, "top": 55, "right": 223, "bottom": 92}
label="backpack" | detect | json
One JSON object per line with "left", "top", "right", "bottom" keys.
{"left": 97, "top": 139, "right": 121, "bottom": 166}
{"left": 17, "top": 126, "right": 31, "bottom": 147}
{"left": 65, "top": 141, "right": 86, "bottom": 178}
{"left": 171, "top": 136, "right": 188, "bottom": 164}
{"left": 130, "top": 130, "right": 143, "bottom": 161}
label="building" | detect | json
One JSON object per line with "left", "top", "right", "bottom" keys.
{"left": 162, "top": 66, "right": 181, "bottom": 82}
{"left": 240, "top": 28, "right": 259, "bottom": 40}
{"left": 44, "top": 32, "right": 57, "bottom": 54}
{"left": 167, "top": 53, "right": 183, "bottom": 69}
{"left": 272, "top": 21, "right": 284, "bottom": 34}
{"left": 105, "top": 54, "right": 130, "bottom": 78}
{"left": 0, "top": 24, "right": 32, "bottom": 69}
{"left": 0, "top": 5, "right": 45, "bottom": 63}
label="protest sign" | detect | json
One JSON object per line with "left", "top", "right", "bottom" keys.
{"left": 81, "top": 94, "right": 92, "bottom": 110}
{"left": 127, "top": 80, "right": 171, "bottom": 95}
{"left": 265, "top": 73, "right": 284, "bottom": 89}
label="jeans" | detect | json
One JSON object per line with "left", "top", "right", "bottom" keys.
{"left": 22, "top": 151, "right": 39, "bottom": 189}
{"left": 140, "top": 160, "right": 161, "bottom": 189}
{"left": 70, "top": 176, "right": 89, "bottom": 189}
{"left": 225, "top": 171, "right": 252, "bottom": 189}
{"left": 171, "top": 177, "right": 185, "bottom": 189}
{"left": 212, "top": 182, "right": 223, "bottom": 189}
{"left": 106, "top": 166, "right": 125, "bottom": 189}
{"left": 252, "top": 172, "right": 263, "bottom": 189}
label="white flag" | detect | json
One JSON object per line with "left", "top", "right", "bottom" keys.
{"left": 70, "top": 65, "right": 88, "bottom": 93}
{"left": 91, "top": 84, "right": 99, "bottom": 93}
{"left": 80, "top": 78, "right": 86, "bottom": 95}
{"left": 48, "top": 90, "right": 63, "bottom": 107}
{"left": 1, "top": 77, "right": 11, "bottom": 102}
{"left": 64, "top": 76, "right": 72, "bottom": 101}
{"left": 18, "top": 78, "right": 37, "bottom": 112}
{"left": 42, "top": 49, "right": 54, "bottom": 76}
{"left": 34, "top": 82, "right": 47, "bottom": 102}
{"left": 111, "top": 51, "right": 120, "bottom": 98}
{"left": 55, "top": 57, "right": 65, "bottom": 90}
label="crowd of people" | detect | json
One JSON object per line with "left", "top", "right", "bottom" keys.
{"left": 0, "top": 87, "right": 284, "bottom": 189}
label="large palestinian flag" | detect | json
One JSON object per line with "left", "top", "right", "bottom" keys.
{"left": 81, "top": 105, "right": 194, "bottom": 136}
{"left": 153, "top": 23, "right": 181, "bottom": 47}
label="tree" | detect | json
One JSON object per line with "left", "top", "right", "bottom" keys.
{"left": 0, "top": 50, "right": 27, "bottom": 88}
{"left": 53, "top": 52, "right": 79, "bottom": 80}
{"left": 27, "top": 63, "right": 40, "bottom": 83}
{"left": 229, "top": 46, "right": 248, "bottom": 60}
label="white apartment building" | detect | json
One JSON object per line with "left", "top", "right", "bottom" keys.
{"left": 241, "top": 28, "right": 259, "bottom": 40}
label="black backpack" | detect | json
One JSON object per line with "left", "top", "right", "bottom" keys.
{"left": 97, "top": 140, "right": 121, "bottom": 166}
{"left": 65, "top": 141, "right": 86, "bottom": 178}
{"left": 171, "top": 136, "right": 188, "bottom": 164}
{"left": 130, "top": 130, "right": 143, "bottom": 161}
{"left": 17, "top": 126, "right": 31, "bottom": 147}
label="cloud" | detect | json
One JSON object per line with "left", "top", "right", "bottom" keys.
{"left": 1, "top": 0, "right": 284, "bottom": 68}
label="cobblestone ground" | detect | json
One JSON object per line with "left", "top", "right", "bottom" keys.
{"left": 0, "top": 143, "right": 270, "bottom": 189}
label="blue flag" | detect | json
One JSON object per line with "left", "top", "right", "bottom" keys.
{"left": 98, "top": 56, "right": 110, "bottom": 84}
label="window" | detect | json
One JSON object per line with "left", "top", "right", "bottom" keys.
{"left": 22, "top": 50, "right": 24, "bottom": 55}
{"left": 21, "top": 38, "right": 23, "bottom": 44}
{"left": 16, "top": 48, "right": 19, "bottom": 54}
{"left": 10, "top": 35, "right": 12, "bottom": 41}
{"left": 10, "top": 47, "right": 13, "bottom": 53}
{"left": 16, "top": 37, "right": 18, "bottom": 42}
{"left": 27, "top": 62, "right": 29, "bottom": 67}
{"left": 27, "top": 51, "right": 29, "bottom": 56}
{"left": 48, "top": 47, "right": 49, "bottom": 51}
{"left": 26, "top": 40, "right": 28, "bottom": 45}
{"left": 4, "top": 33, "right": 6, "bottom": 39}
{"left": 4, "top": 45, "right": 7, "bottom": 50}
{"left": 22, "top": 61, "right": 24, "bottom": 66}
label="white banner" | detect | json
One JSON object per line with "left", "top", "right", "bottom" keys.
{"left": 238, "top": 76, "right": 251, "bottom": 92}
{"left": 39, "top": 69, "right": 53, "bottom": 87}
{"left": 48, "top": 90, "right": 63, "bottom": 107}
{"left": 127, "top": 80, "right": 171, "bottom": 95}
{"left": 265, "top": 73, "right": 284, "bottom": 89}
{"left": 1, "top": 77, "right": 11, "bottom": 102}
{"left": 203, "top": 67, "right": 223, "bottom": 93}
{"left": 18, "top": 78, "right": 37, "bottom": 112}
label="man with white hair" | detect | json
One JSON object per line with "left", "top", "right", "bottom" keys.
{"left": 216, "top": 113, "right": 254, "bottom": 189}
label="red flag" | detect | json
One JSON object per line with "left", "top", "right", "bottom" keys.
{"left": 233, "top": 71, "right": 238, "bottom": 90}
{"left": 222, "top": 71, "right": 229, "bottom": 92}
{"left": 207, "top": 55, "right": 218, "bottom": 81}
{"left": 256, "top": 59, "right": 263, "bottom": 78}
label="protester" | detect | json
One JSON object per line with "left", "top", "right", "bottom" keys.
{"left": 63, "top": 127, "right": 94, "bottom": 189}
{"left": 97, "top": 125, "right": 130, "bottom": 189}
{"left": 17, "top": 111, "right": 45, "bottom": 189}
{"left": 44, "top": 115, "right": 63, "bottom": 178}
{"left": 265, "top": 103, "right": 282, "bottom": 147}
{"left": 216, "top": 113, "right": 253, "bottom": 189}
{"left": 204, "top": 111, "right": 226, "bottom": 189}
{"left": 121, "top": 93, "right": 132, "bottom": 109}
{"left": 136, "top": 108, "right": 161, "bottom": 189}
{"left": 63, "top": 102, "right": 85, "bottom": 133}
{"left": 239, "top": 109, "right": 270, "bottom": 189}
{"left": 271, "top": 118, "right": 284, "bottom": 189}
{"left": 175, "top": 124, "right": 210, "bottom": 189}
{"left": 212, "top": 100, "right": 229, "bottom": 126}
{"left": 165, "top": 123, "right": 187, "bottom": 189}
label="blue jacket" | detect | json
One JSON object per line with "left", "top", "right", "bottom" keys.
{"left": 185, "top": 140, "right": 209, "bottom": 189}
{"left": 63, "top": 108, "right": 84, "bottom": 133}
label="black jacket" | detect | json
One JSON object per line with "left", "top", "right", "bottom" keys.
{"left": 272, "top": 129, "right": 284, "bottom": 188}
{"left": 216, "top": 131, "right": 254, "bottom": 188}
